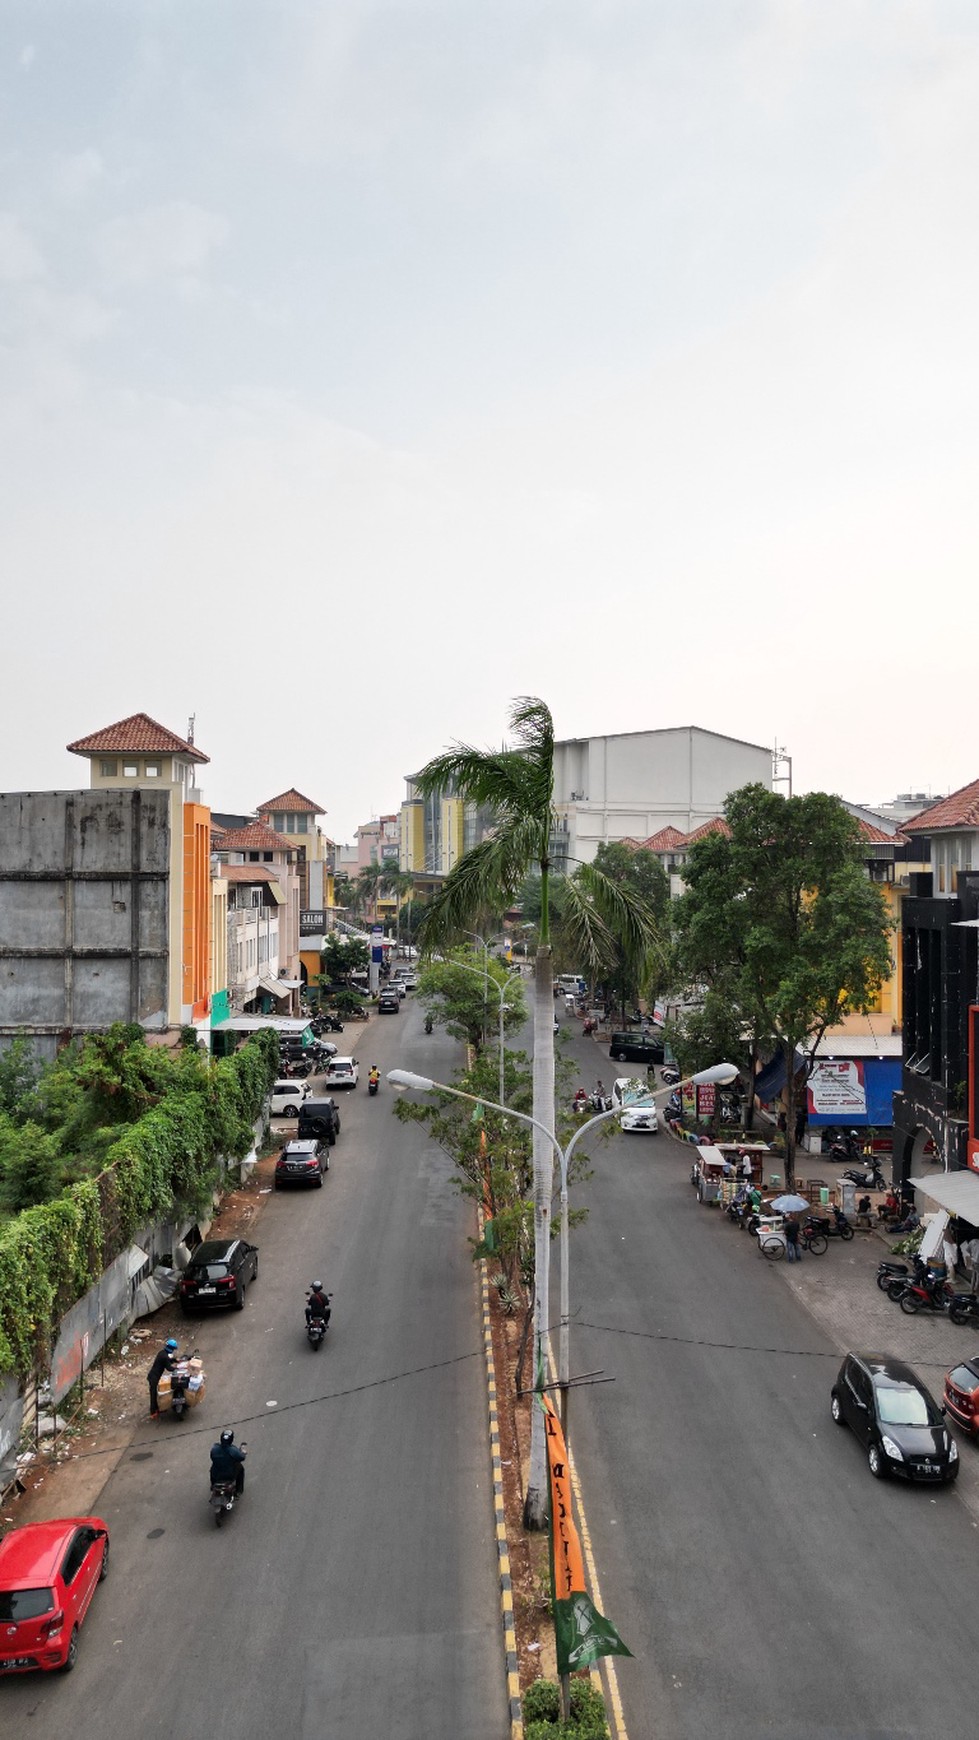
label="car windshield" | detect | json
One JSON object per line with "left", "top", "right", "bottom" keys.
{"left": 948, "top": 1366, "right": 979, "bottom": 1392}
{"left": 193, "top": 1262, "right": 230, "bottom": 1281}
{"left": 0, "top": 1587, "right": 55, "bottom": 1621}
{"left": 875, "top": 1382, "right": 933, "bottom": 1427}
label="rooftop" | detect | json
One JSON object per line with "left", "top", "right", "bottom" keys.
{"left": 213, "top": 822, "right": 293, "bottom": 852}
{"left": 257, "top": 788, "right": 325, "bottom": 815}
{"left": 66, "top": 712, "right": 209, "bottom": 763}
{"left": 903, "top": 777, "right": 979, "bottom": 835}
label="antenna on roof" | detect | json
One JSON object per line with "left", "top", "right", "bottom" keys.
{"left": 187, "top": 714, "right": 196, "bottom": 745}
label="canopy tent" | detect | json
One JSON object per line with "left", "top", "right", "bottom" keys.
{"left": 909, "top": 1171, "right": 979, "bottom": 1221}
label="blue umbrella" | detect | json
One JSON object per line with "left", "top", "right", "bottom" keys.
{"left": 771, "top": 1193, "right": 808, "bottom": 1213}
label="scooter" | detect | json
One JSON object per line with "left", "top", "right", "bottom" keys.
{"left": 306, "top": 1296, "right": 332, "bottom": 1350}
{"left": 949, "top": 1293, "right": 979, "bottom": 1327}
{"left": 842, "top": 1161, "right": 887, "bottom": 1192}
{"left": 367, "top": 1076, "right": 379, "bottom": 1097}
{"left": 805, "top": 1207, "right": 854, "bottom": 1242}
{"left": 209, "top": 1445, "right": 246, "bottom": 1527}
{"left": 168, "top": 1352, "right": 204, "bottom": 1420}
{"left": 424, "top": 1015, "right": 433, "bottom": 1034}
{"left": 899, "top": 1272, "right": 953, "bottom": 1316}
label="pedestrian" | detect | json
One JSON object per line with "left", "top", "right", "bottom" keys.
{"left": 147, "top": 1337, "right": 179, "bottom": 1418}
{"left": 784, "top": 1213, "right": 803, "bottom": 1262}
{"left": 740, "top": 1151, "right": 753, "bottom": 1182}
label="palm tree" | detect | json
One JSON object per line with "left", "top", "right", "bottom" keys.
{"left": 416, "top": 696, "right": 662, "bottom": 1529}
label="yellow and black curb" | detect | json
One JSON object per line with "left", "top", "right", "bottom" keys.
{"left": 478, "top": 1239, "right": 524, "bottom": 1740}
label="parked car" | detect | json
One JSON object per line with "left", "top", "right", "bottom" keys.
{"left": 609, "top": 1030, "right": 665, "bottom": 1065}
{"left": 0, "top": 1516, "right": 109, "bottom": 1673}
{"left": 394, "top": 971, "right": 418, "bottom": 991}
{"left": 831, "top": 1353, "right": 959, "bottom": 1483}
{"left": 179, "top": 1238, "right": 259, "bottom": 1313}
{"left": 297, "top": 1097, "right": 341, "bottom": 1144}
{"left": 326, "top": 1056, "right": 360, "bottom": 1088}
{"left": 270, "top": 1079, "right": 311, "bottom": 1117}
{"left": 378, "top": 990, "right": 400, "bottom": 1014}
{"left": 611, "top": 1077, "right": 658, "bottom": 1134}
{"left": 275, "top": 1138, "right": 329, "bottom": 1188}
{"left": 944, "top": 1358, "right": 979, "bottom": 1434}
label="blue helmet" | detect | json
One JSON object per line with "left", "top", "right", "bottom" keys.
{"left": 165, "top": 1338, "right": 178, "bottom": 1350}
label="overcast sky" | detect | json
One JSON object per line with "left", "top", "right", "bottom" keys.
{"left": 2, "top": 2, "right": 976, "bottom": 841}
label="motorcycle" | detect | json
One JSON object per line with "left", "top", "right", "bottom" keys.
{"left": 314, "top": 1013, "right": 344, "bottom": 1033}
{"left": 842, "top": 1162, "right": 887, "bottom": 1192}
{"left": 210, "top": 1445, "right": 246, "bottom": 1526}
{"left": 424, "top": 1015, "right": 433, "bottom": 1034}
{"left": 660, "top": 1066, "right": 681, "bottom": 1087}
{"left": 884, "top": 1255, "right": 930, "bottom": 1301}
{"left": 306, "top": 1295, "right": 332, "bottom": 1351}
{"left": 827, "top": 1130, "right": 864, "bottom": 1163}
{"left": 876, "top": 1257, "right": 916, "bottom": 1293}
{"left": 589, "top": 1090, "right": 611, "bottom": 1113}
{"left": 949, "top": 1293, "right": 979, "bottom": 1327}
{"left": 367, "top": 1076, "right": 379, "bottom": 1097}
{"left": 167, "top": 1352, "right": 204, "bottom": 1420}
{"left": 899, "top": 1272, "right": 953, "bottom": 1316}
{"left": 805, "top": 1207, "right": 854, "bottom": 1242}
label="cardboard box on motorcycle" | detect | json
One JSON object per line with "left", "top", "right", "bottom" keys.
{"left": 158, "top": 1357, "right": 206, "bottom": 1411}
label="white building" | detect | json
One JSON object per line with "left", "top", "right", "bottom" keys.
{"left": 551, "top": 726, "right": 774, "bottom": 869}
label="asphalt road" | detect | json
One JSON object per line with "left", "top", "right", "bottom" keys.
{"left": 3, "top": 1001, "right": 506, "bottom": 1740}
{"left": 556, "top": 1017, "right": 979, "bottom": 1740}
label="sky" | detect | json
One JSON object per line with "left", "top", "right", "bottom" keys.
{"left": 2, "top": 1, "right": 977, "bottom": 842}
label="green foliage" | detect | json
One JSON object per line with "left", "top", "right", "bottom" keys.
{"left": 319, "top": 934, "right": 370, "bottom": 982}
{"left": 327, "top": 987, "right": 370, "bottom": 1017}
{"left": 0, "top": 1030, "right": 277, "bottom": 1380}
{"left": 524, "top": 1678, "right": 610, "bottom": 1737}
{"left": 0, "top": 1035, "right": 41, "bottom": 1114}
{"left": 417, "top": 949, "right": 527, "bottom": 1051}
{"left": 0, "top": 1117, "right": 63, "bottom": 1212}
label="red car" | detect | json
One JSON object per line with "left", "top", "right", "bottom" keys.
{"left": 0, "top": 1516, "right": 109, "bottom": 1673}
{"left": 944, "top": 1358, "right": 979, "bottom": 1434}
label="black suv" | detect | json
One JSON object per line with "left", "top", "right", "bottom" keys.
{"left": 609, "top": 1030, "right": 665, "bottom": 1065}
{"left": 297, "top": 1097, "right": 341, "bottom": 1145}
{"left": 275, "top": 1138, "right": 329, "bottom": 1188}
{"left": 179, "top": 1238, "right": 259, "bottom": 1313}
{"left": 378, "top": 989, "right": 400, "bottom": 1013}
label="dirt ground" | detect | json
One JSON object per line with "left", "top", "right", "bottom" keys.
{"left": 2, "top": 1155, "right": 557, "bottom": 1692}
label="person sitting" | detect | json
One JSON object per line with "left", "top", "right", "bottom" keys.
{"left": 892, "top": 1207, "right": 920, "bottom": 1235}
{"left": 855, "top": 1193, "right": 874, "bottom": 1229}
{"left": 368, "top": 1065, "right": 380, "bottom": 1088}
{"left": 878, "top": 1189, "right": 900, "bottom": 1223}
{"left": 573, "top": 1088, "right": 589, "bottom": 1115}
{"left": 306, "top": 1281, "right": 331, "bottom": 1326}
{"left": 210, "top": 1429, "right": 246, "bottom": 1494}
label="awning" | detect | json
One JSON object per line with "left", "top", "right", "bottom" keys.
{"left": 259, "top": 977, "right": 295, "bottom": 1001}
{"left": 909, "top": 1172, "right": 979, "bottom": 1219}
{"left": 754, "top": 1048, "right": 807, "bottom": 1102}
{"left": 267, "top": 880, "right": 285, "bottom": 906}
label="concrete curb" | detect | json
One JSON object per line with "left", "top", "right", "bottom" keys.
{"left": 477, "top": 1218, "right": 523, "bottom": 1740}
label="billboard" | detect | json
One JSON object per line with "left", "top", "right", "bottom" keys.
{"left": 806, "top": 1057, "right": 901, "bottom": 1127}
{"left": 300, "top": 910, "right": 325, "bottom": 936}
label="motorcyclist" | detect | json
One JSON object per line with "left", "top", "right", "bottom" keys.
{"left": 305, "top": 1281, "right": 331, "bottom": 1327}
{"left": 147, "top": 1337, "right": 179, "bottom": 1418}
{"left": 368, "top": 1065, "right": 380, "bottom": 1089}
{"left": 210, "top": 1428, "right": 246, "bottom": 1494}
{"left": 573, "top": 1088, "right": 589, "bottom": 1115}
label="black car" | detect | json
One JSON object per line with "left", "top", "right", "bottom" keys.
{"left": 609, "top": 1030, "right": 665, "bottom": 1065}
{"left": 179, "top": 1238, "right": 259, "bottom": 1313}
{"left": 831, "top": 1353, "right": 959, "bottom": 1483}
{"left": 378, "top": 990, "right": 400, "bottom": 1013}
{"left": 297, "top": 1097, "right": 341, "bottom": 1145}
{"left": 274, "top": 1138, "right": 329, "bottom": 1188}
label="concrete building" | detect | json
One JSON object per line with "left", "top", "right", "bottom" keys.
{"left": 550, "top": 726, "right": 774, "bottom": 869}
{"left": 210, "top": 821, "right": 302, "bottom": 1010}
{"left": 0, "top": 713, "right": 214, "bottom": 1058}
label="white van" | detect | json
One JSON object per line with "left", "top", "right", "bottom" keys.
{"left": 270, "top": 1079, "right": 311, "bottom": 1117}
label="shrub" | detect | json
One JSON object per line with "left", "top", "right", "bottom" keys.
{"left": 523, "top": 1677, "right": 609, "bottom": 1737}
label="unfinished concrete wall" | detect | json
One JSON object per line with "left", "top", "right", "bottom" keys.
{"left": 0, "top": 788, "right": 170, "bottom": 1056}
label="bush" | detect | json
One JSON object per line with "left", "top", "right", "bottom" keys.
{"left": 523, "top": 1678, "right": 609, "bottom": 1737}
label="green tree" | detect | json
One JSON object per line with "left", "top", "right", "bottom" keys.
{"left": 0, "top": 1117, "right": 63, "bottom": 1212}
{"left": 0, "top": 1036, "right": 40, "bottom": 1116}
{"left": 318, "top": 933, "right": 370, "bottom": 986}
{"left": 675, "top": 784, "right": 893, "bottom": 1188}
{"left": 417, "top": 949, "right": 528, "bottom": 1051}
{"left": 416, "top": 696, "right": 663, "bottom": 1529}
{"left": 590, "top": 843, "right": 670, "bottom": 1019}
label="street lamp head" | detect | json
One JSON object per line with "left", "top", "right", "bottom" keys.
{"left": 690, "top": 1062, "right": 739, "bottom": 1087}
{"left": 387, "top": 1068, "right": 436, "bottom": 1092}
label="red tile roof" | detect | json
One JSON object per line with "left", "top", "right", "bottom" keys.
{"left": 685, "top": 818, "right": 731, "bottom": 843}
{"left": 219, "top": 864, "right": 279, "bottom": 883}
{"left": 855, "top": 818, "right": 901, "bottom": 845}
{"left": 643, "top": 826, "right": 689, "bottom": 852}
{"left": 903, "top": 779, "right": 979, "bottom": 834}
{"left": 213, "top": 822, "right": 292, "bottom": 852}
{"left": 257, "top": 788, "right": 324, "bottom": 814}
{"left": 66, "top": 712, "right": 208, "bottom": 763}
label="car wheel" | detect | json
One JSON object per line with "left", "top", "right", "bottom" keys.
{"left": 830, "top": 1392, "right": 845, "bottom": 1426}
{"left": 611, "top": 1050, "right": 624, "bottom": 1061}
{"left": 235, "top": 1283, "right": 245, "bottom": 1310}
{"left": 315, "top": 1174, "right": 324, "bottom": 1188}
{"left": 324, "top": 1153, "right": 330, "bottom": 1171}
{"left": 99, "top": 1537, "right": 110, "bottom": 1580}
{"left": 868, "top": 1442, "right": 888, "bottom": 1479}
{"left": 60, "top": 1626, "right": 79, "bottom": 1672}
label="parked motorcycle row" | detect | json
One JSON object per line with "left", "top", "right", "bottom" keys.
{"left": 875, "top": 1254, "right": 979, "bottom": 1324}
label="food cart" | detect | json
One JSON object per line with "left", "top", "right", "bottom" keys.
{"left": 713, "top": 1141, "right": 772, "bottom": 1186}
{"left": 690, "top": 1146, "right": 734, "bottom": 1205}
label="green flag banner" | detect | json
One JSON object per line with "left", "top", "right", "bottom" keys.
{"left": 543, "top": 1395, "right": 632, "bottom": 1675}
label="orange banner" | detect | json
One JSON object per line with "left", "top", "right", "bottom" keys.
{"left": 543, "top": 1393, "right": 586, "bottom": 1599}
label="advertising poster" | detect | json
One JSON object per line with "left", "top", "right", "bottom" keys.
{"left": 807, "top": 1059, "right": 867, "bottom": 1118}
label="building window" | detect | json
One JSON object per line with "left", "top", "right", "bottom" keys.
{"left": 100, "top": 760, "right": 117, "bottom": 777}
{"left": 123, "top": 763, "right": 138, "bottom": 778}
{"left": 144, "top": 761, "right": 160, "bottom": 778}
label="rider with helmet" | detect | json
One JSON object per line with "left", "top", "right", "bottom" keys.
{"left": 368, "top": 1064, "right": 380, "bottom": 1088}
{"left": 210, "top": 1428, "right": 247, "bottom": 1494}
{"left": 147, "top": 1337, "right": 179, "bottom": 1418}
{"left": 305, "top": 1280, "right": 331, "bottom": 1327}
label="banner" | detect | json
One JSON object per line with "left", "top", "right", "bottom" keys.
{"left": 807, "top": 1059, "right": 867, "bottom": 1118}
{"left": 543, "top": 1395, "right": 632, "bottom": 1675}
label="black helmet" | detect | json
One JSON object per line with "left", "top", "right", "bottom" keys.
{"left": 220, "top": 1429, "right": 235, "bottom": 1446}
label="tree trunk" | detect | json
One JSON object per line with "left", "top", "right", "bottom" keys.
{"left": 743, "top": 1035, "right": 757, "bottom": 1132}
{"left": 523, "top": 942, "right": 555, "bottom": 1531}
